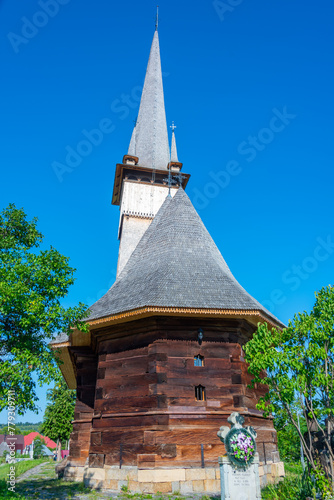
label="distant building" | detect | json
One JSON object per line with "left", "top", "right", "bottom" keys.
{"left": 0, "top": 435, "right": 24, "bottom": 454}
{"left": 41, "top": 445, "right": 54, "bottom": 457}
{"left": 23, "top": 432, "right": 57, "bottom": 454}
{"left": 0, "top": 441, "right": 10, "bottom": 457}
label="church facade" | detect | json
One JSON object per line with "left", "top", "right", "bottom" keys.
{"left": 52, "top": 25, "right": 285, "bottom": 494}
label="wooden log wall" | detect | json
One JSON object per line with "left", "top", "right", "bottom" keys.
{"left": 67, "top": 347, "right": 97, "bottom": 467}
{"left": 87, "top": 317, "right": 279, "bottom": 469}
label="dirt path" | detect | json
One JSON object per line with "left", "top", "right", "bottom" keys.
{"left": 16, "top": 461, "right": 50, "bottom": 482}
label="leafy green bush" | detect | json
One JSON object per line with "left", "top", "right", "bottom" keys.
{"left": 277, "top": 423, "right": 305, "bottom": 463}
{"left": 0, "top": 480, "right": 26, "bottom": 499}
{"left": 262, "top": 470, "right": 312, "bottom": 500}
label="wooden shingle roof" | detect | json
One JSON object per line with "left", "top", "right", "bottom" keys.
{"left": 88, "top": 188, "right": 284, "bottom": 328}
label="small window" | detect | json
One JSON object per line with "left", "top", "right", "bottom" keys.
{"left": 195, "top": 385, "right": 206, "bottom": 401}
{"left": 194, "top": 355, "right": 204, "bottom": 367}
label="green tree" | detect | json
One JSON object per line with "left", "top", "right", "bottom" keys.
{"left": 272, "top": 405, "right": 307, "bottom": 463}
{"left": 16, "top": 422, "right": 43, "bottom": 434}
{"left": 276, "top": 420, "right": 307, "bottom": 463}
{"left": 0, "top": 426, "right": 22, "bottom": 435}
{"left": 33, "top": 436, "right": 45, "bottom": 459}
{"left": 41, "top": 377, "right": 76, "bottom": 448}
{"left": 244, "top": 285, "right": 334, "bottom": 494}
{"left": 0, "top": 204, "right": 88, "bottom": 414}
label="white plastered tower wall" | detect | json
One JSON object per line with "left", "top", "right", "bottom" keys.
{"left": 117, "top": 181, "right": 178, "bottom": 276}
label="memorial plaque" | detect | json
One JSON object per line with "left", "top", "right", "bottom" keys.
{"left": 217, "top": 412, "right": 261, "bottom": 500}
{"left": 219, "top": 454, "right": 261, "bottom": 500}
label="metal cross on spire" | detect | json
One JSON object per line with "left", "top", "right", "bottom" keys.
{"left": 170, "top": 121, "right": 176, "bottom": 132}
{"left": 155, "top": 6, "right": 159, "bottom": 31}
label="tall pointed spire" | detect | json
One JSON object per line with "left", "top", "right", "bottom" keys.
{"left": 127, "top": 29, "right": 170, "bottom": 170}
{"left": 128, "top": 118, "right": 137, "bottom": 156}
{"left": 170, "top": 122, "right": 178, "bottom": 162}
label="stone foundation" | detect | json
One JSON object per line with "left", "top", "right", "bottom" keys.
{"left": 63, "top": 461, "right": 285, "bottom": 493}
{"left": 259, "top": 461, "right": 285, "bottom": 488}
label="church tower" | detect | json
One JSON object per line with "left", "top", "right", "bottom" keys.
{"left": 52, "top": 20, "right": 285, "bottom": 494}
{"left": 113, "top": 27, "right": 189, "bottom": 276}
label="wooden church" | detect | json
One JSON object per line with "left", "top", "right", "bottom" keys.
{"left": 52, "top": 22, "right": 285, "bottom": 494}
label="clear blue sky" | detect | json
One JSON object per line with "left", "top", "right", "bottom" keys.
{"left": 1, "top": 0, "right": 333, "bottom": 423}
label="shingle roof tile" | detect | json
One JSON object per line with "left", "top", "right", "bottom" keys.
{"left": 88, "top": 189, "right": 283, "bottom": 327}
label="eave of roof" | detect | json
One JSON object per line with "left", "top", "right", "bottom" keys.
{"left": 87, "top": 306, "right": 285, "bottom": 331}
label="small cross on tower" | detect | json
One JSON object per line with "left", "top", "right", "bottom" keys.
{"left": 172, "top": 172, "right": 186, "bottom": 189}
{"left": 163, "top": 171, "right": 177, "bottom": 197}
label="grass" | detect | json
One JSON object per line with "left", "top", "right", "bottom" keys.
{"left": 0, "top": 458, "right": 47, "bottom": 481}
{"left": 284, "top": 462, "right": 304, "bottom": 476}
{"left": 24, "top": 461, "right": 56, "bottom": 480}
{"left": 117, "top": 493, "right": 215, "bottom": 500}
{"left": 0, "top": 477, "right": 91, "bottom": 499}
{"left": 0, "top": 459, "right": 51, "bottom": 500}
{"left": 261, "top": 462, "right": 313, "bottom": 500}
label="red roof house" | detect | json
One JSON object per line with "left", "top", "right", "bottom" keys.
{"left": 24, "top": 432, "right": 57, "bottom": 449}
